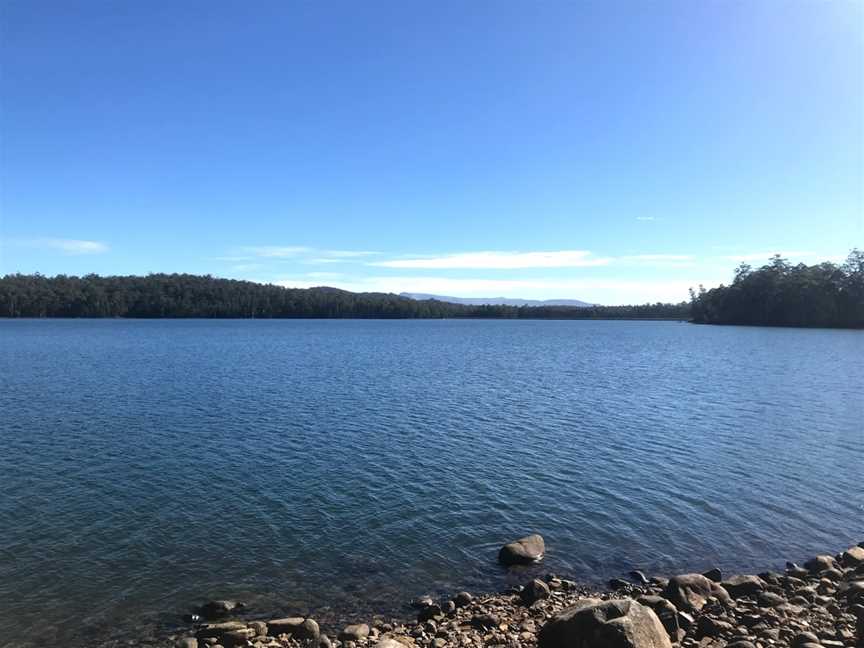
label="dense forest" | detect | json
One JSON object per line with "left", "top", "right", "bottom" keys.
{"left": 690, "top": 250, "right": 864, "bottom": 328}
{"left": 0, "top": 273, "right": 690, "bottom": 320}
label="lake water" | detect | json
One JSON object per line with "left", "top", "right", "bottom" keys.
{"left": 1, "top": 319, "right": 862, "bottom": 647}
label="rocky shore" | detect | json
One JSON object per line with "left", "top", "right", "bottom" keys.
{"left": 169, "top": 538, "right": 864, "bottom": 648}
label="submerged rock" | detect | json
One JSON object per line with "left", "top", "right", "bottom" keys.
{"left": 538, "top": 598, "right": 672, "bottom": 648}
{"left": 498, "top": 534, "right": 545, "bottom": 565}
{"left": 199, "top": 600, "right": 244, "bottom": 619}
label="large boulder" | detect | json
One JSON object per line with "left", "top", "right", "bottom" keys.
{"left": 538, "top": 598, "right": 672, "bottom": 648}
{"left": 499, "top": 534, "right": 545, "bottom": 565}
{"left": 662, "top": 574, "right": 731, "bottom": 613}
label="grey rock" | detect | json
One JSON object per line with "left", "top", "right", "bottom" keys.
{"left": 375, "top": 640, "right": 401, "bottom": 648}
{"left": 196, "top": 623, "right": 249, "bottom": 641}
{"left": 470, "top": 614, "right": 499, "bottom": 630}
{"left": 637, "top": 595, "right": 679, "bottom": 638}
{"left": 791, "top": 632, "right": 820, "bottom": 648}
{"left": 629, "top": 571, "right": 650, "bottom": 585}
{"left": 538, "top": 598, "right": 672, "bottom": 648}
{"left": 702, "top": 569, "right": 722, "bottom": 583}
{"left": 221, "top": 628, "right": 255, "bottom": 648}
{"left": 804, "top": 555, "right": 838, "bottom": 573}
{"left": 339, "top": 624, "right": 370, "bottom": 642}
{"left": 268, "top": 618, "right": 306, "bottom": 637}
{"left": 696, "top": 616, "right": 732, "bottom": 638}
{"left": 453, "top": 592, "right": 473, "bottom": 607}
{"left": 176, "top": 639, "right": 199, "bottom": 648}
{"left": 757, "top": 591, "right": 786, "bottom": 607}
{"left": 662, "top": 574, "right": 732, "bottom": 613}
{"left": 247, "top": 621, "right": 267, "bottom": 637}
{"left": 609, "top": 578, "right": 630, "bottom": 590}
{"left": 498, "top": 534, "right": 545, "bottom": 565}
{"left": 521, "top": 578, "right": 551, "bottom": 605}
{"left": 721, "top": 575, "right": 766, "bottom": 599}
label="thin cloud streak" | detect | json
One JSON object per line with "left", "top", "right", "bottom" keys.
{"left": 13, "top": 238, "right": 110, "bottom": 255}
{"left": 369, "top": 250, "right": 612, "bottom": 269}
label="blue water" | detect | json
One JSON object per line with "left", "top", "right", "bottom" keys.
{"left": 1, "top": 319, "right": 862, "bottom": 647}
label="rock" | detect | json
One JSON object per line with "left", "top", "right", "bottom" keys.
{"left": 662, "top": 574, "right": 731, "bottom": 613}
{"left": 498, "top": 534, "right": 545, "bottom": 565}
{"left": 269, "top": 618, "right": 306, "bottom": 637}
{"left": 296, "top": 619, "right": 321, "bottom": 641}
{"left": 177, "top": 639, "right": 199, "bottom": 648}
{"left": 453, "top": 592, "right": 473, "bottom": 607}
{"left": 248, "top": 621, "right": 267, "bottom": 637}
{"left": 521, "top": 578, "right": 551, "bottom": 605}
{"left": 376, "top": 640, "right": 403, "bottom": 648}
{"left": 804, "top": 555, "right": 838, "bottom": 573}
{"left": 417, "top": 604, "right": 442, "bottom": 622}
{"left": 627, "top": 570, "right": 649, "bottom": 585}
{"left": 637, "top": 596, "right": 680, "bottom": 638}
{"left": 791, "top": 632, "right": 820, "bottom": 648}
{"left": 197, "top": 623, "right": 249, "bottom": 641}
{"left": 199, "top": 601, "right": 244, "bottom": 620}
{"left": 340, "top": 625, "right": 370, "bottom": 642}
{"left": 411, "top": 596, "right": 434, "bottom": 609}
{"left": 320, "top": 636, "right": 332, "bottom": 648}
{"left": 842, "top": 546, "right": 864, "bottom": 567}
{"left": 471, "top": 614, "right": 500, "bottom": 630}
{"left": 538, "top": 598, "right": 672, "bottom": 648}
{"left": 221, "top": 628, "right": 255, "bottom": 648}
{"left": 757, "top": 591, "right": 786, "bottom": 607}
{"left": 442, "top": 600, "right": 455, "bottom": 614}
{"left": 726, "top": 643, "right": 755, "bottom": 648}
{"left": 702, "top": 569, "right": 722, "bottom": 583}
{"left": 609, "top": 578, "right": 631, "bottom": 590}
{"left": 721, "top": 575, "right": 766, "bottom": 599}
{"left": 696, "top": 616, "right": 732, "bottom": 638}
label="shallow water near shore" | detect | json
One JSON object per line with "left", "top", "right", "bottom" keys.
{"left": 1, "top": 319, "right": 862, "bottom": 647}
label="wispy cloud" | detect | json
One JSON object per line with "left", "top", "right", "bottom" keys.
{"left": 14, "top": 238, "right": 110, "bottom": 255}
{"left": 622, "top": 254, "right": 693, "bottom": 261}
{"left": 230, "top": 247, "right": 380, "bottom": 262}
{"left": 369, "top": 250, "right": 612, "bottom": 269}
{"left": 240, "top": 246, "right": 311, "bottom": 258}
{"left": 635, "top": 216, "right": 656, "bottom": 221}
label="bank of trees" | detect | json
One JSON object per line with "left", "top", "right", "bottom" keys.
{"left": 0, "top": 273, "right": 689, "bottom": 320}
{"left": 689, "top": 250, "right": 864, "bottom": 328}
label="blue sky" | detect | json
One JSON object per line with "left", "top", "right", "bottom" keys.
{"left": 1, "top": 1, "right": 861, "bottom": 304}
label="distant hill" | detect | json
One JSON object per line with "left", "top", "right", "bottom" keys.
{"left": 401, "top": 292, "right": 595, "bottom": 307}
{"left": 0, "top": 273, "right": 689, "bottom": 319}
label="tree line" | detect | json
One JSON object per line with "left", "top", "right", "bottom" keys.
{"left": 689, "top": 249, "right": 864, "bottom": 328}
{"left": 0, "top": 272, "right": 689, "bottom": 320}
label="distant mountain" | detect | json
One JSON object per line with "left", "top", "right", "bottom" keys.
{"left": 400, "top": 293, "right": 595, "bottom": 307}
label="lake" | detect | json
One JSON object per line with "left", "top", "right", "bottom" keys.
{"left": 1, "top": 319, "right": 862, "bottom": 647}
